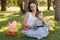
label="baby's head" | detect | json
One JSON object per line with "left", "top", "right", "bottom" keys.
{"left": 36, "top": 13, "right": 42, "bottom": 19}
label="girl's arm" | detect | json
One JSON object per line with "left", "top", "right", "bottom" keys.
{"left": 30, "top": 23, "right": 35, "bottom": 28}
{"left": 23, "top": 12, "right": 31, "bottom": 28}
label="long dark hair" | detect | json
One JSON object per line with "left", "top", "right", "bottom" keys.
{"left": 28, "top": 1, "right": 41, "bottom": 17}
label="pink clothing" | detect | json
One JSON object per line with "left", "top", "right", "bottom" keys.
{"left": 9, "top": 21, "right": 17, "bottom": 32}
{"left": 24, "top": 26, "right": 30, "bottom": 32}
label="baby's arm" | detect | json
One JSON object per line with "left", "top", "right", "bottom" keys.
{"left": 43, "top": 21, "right": 46, "bottom": 26}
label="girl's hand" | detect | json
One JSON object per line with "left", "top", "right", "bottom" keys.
{"left": 30, "top": 23, "right": 35, "bottom": 29}
{"left": 30, "top": 26, "right": 34, "bottom": 29}
{"left": 24, "top": 24, "right": 32, "bottom": 28}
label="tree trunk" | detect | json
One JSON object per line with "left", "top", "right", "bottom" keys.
{"left": 23, "top": 0, "right": 38, "bottom": 13}
{"left": 47, "top": 0, "right": 51, "bottom": 10}
{"left": 1, "top": 0, "right": 6, "bottom": 11}
{"left": 55, "top": 0, "right": 60, "bottom": 20}
{"left": 18, "top": 0, "right": 23, "bottom": 12}
{"left": 23, "top": 0, "right": 28, "bottom": 13}
{"left": 53, "top": 0, "right": 55, "bottom": 10}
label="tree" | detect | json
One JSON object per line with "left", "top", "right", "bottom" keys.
{"left": 18, "top": 0, "right": 23, "bottom": 12}
{"left": 53, "top": 0, "right": 55, "bottom": 10}
{"left": 23, "top": 0, "right": 38, "bottom": 13}
{"left": 55, "top": 0, "right": 60, "bottom": 20}
{"left": 23, "top": 0, "right": 28, "bottom": 13}
{"left": 47, "top": 0, "right": 51, "bottom": 10}
{"left": 1, "top": 0, "right": 6, "bottom": 11}
{"left": 17, "top": 0, "right": 38, "bottom": 13}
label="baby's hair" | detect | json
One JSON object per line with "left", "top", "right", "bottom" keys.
{"left": 35, "top": 12, "right": 41, "bottom": 17}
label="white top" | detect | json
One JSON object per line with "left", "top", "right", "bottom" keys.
{"left": 26, "top": 12, "right": 37, "bottom": 26}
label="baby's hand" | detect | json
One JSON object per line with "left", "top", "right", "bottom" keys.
{"left": 30, "top": 23, "right": 35, "bottom": 29}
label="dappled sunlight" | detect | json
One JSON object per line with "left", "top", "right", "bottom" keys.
{"left": 14, "top": 22, "right": 22, "bottom": 32}
{"left": 14, "top": 22, "right": 24, "bottom": 35}
{"left": 20, "top": 16, "right": 24, "bottom": 19}
{"left": 17, "top": 22, "right": 22, "bottom": 28}
{"left": 44, "top": 15, "right": 55, "bottom": 30}
{"left": 3, "top": 13, "right": 19, "bottom": 17}
{"left": 0, "top": 22, "right": 23, "bottom": 32}
{"left": 0, "top": 26, "right": 9, "bottom": 32}
{"left": 0, "top": 18, "right": 8, "bottom": 22}
{"left": 55, "top": 21, "right": 60, "bottom": 29}
{"left": 44, "top": 15, "right": 54, "bottom": 20}
{"left": 7, "top": 6, "right": 20, "bottom": 11}
{"left": 17, "top": 30, "right": 24, "bottom": 35}
{"left": 38, "top": 7, "right": 54, "bottom": 11}
{"left": 14, "top": 15, "right": 19, "bottom": 16}
{"left": 55, "top": 24, "right": 60, "bottom": 30}
{"left": 55, "top": 26, "right": 60, "bottom": 29}
{"left": 4, "top": 13, "right": 13, "bottom": 16}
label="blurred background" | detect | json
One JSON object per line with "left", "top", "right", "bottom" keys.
{"left": 0, "top": 0, "right": 54, "bottom": 11}
{"left": 0, "top": 0, "right": 60, "bottom": 40}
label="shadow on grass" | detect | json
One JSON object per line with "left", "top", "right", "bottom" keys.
{"left": 0, "top": 12, "right": 38, "bottom": 40}
{"left": 0, "top": 10, "right": 60, "bottom": 40}
{"left": 0, "top": 30, "right": 37, "bottom": 40}
{"left": 43, "top": 10, "right": 55, "bottom": 17}
{"left": 0, "top": 12, "right": 25, "bottom": 32}
{"left": 0, "top": 13, "right": 26, "bottom": 40}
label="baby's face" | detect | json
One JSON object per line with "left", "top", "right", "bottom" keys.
{"left": 37, "top": 14, "right": 42, "bottom": 19}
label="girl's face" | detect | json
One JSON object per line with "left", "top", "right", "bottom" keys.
{"left": 30, "top": 3, "right": 36, "bottom": 12}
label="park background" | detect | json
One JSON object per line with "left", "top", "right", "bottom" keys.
{"left": 0, "top": 0, "right": 60, "bottom": 40}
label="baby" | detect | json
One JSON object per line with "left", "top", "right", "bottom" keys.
{"left": 33, "top": 13, "right": 46, "bottom": 30}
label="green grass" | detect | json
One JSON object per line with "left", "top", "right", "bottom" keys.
{"left": 0, "top": 10, "right": 60, "bottom": 40}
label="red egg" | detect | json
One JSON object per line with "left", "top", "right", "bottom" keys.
{"left": 6, "top": 32, "right": 16, "bottom": 36}
{"left": 48, "top": 30, "right": 54, "bottom": 34}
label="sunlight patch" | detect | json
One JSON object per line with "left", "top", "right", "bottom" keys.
{"left": 55, "top": 26, "right": 60, "bottom": 29}
{"left": 14, "top": 22, "right": 22, "bottom": 32}
{"left": 44, "top": 15, "right": 54, "bottom": 21}
{"left": 0, "top": 27, "right": 9, "bottom": 32}
{"left": 44, "top": 15, "right": 55, "bottom": 30}
{"left": 0, "top": 18, "right": 8, "bottom": 22}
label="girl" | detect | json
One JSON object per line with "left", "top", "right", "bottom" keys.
{"left": 23, "top": 1, "right": 49, "bottom": 39}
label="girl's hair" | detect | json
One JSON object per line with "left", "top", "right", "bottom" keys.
{"left": 28, "top": 1, "right": 41, "bottom": 17}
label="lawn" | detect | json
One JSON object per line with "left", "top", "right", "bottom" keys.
{"left": 0, "top": 10, "right": 60, "bottom": 40}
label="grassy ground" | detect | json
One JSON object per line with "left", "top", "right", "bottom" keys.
{"left": 0, "top": 10, "right": 60, "bottom": 40}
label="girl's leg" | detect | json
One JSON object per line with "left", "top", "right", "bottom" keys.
{"left": 25, "top": 27, "right": 49, "bottom": 39}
